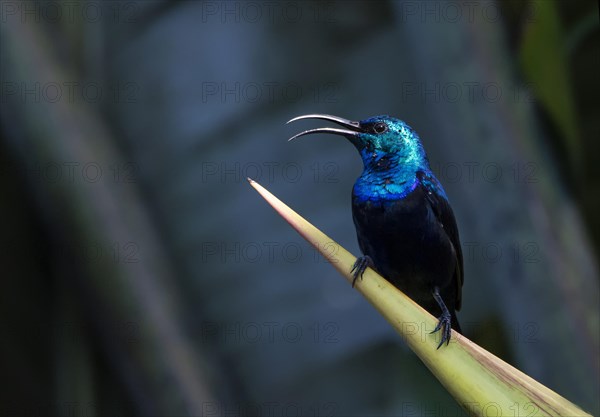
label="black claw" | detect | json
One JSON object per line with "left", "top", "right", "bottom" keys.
{"left": 430, "top": 286, "right": 454, "bottom": 349}
{"left": 430, "top": 313, "right": 452, "bottom": 349}
{"left": 351, "top": 255, "right": 373, "bottom": 287}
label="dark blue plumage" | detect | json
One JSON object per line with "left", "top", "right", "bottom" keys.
{"left": 289, "top": 114, "right": 464, "bottom": 348}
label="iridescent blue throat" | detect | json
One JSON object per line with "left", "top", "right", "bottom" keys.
{"left": 352, "top": 148, "right": 447, "bottom": 203}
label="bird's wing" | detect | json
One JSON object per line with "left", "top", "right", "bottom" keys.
{"left": 417, "top": 171, "right": 464, "bottom": 310}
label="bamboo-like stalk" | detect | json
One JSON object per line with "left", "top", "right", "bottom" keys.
{"left": 249, "top": 178, "right": 590, "bottom": 417}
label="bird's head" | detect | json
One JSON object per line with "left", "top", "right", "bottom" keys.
{"left": 288, "top": 114, "right": 429, "bottom": 172}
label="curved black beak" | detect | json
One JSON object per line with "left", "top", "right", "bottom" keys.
{"left": 287, "top": 114, "right": 362, "bottom": 141}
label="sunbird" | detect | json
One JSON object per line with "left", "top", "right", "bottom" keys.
{"left": 288, "top": 114, "right": 463, "bottom": 348}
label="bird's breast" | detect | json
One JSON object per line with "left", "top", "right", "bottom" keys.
{"left": 351, "top": 185, "right": 455, "bottom": 300}
{"left": 352, "top": 171, "right": 418, "bottom": 203}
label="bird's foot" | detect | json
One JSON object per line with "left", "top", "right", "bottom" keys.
{"left": 430, "top": 313, "right": 452, "bottom": 349}
{"left": 351, "top": 255, "right": 373, "bottom": 287}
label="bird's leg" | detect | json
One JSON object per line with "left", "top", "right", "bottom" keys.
{"left": 430, "top": 286, "right": 452, "bottom": 349}
{"left": 350, "top": 255, "right": 373, "bottom": 287}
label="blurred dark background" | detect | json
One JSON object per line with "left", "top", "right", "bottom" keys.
{"left": 1, "top": 0, "right": 599, "bottom": 416}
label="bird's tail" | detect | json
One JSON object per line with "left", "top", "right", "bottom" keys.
{"left": 451, "top": 312, "right": 462, "bottom": 334}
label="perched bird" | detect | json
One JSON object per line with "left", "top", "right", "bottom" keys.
{"left": 288, "top": 114, "right": 463, "bottom": 348}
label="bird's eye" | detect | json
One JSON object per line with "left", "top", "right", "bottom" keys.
{"left": 373, "top": 122, "right": 387, "bottom": 134}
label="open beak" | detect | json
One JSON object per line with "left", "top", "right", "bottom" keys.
{"left": 287, "top": 114, "right": 362, "bottom": 141}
